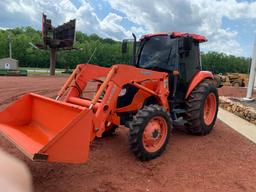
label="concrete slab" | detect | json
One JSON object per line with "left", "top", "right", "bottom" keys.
{"left": 218, "top": 108, "right": 256, "bottom": 144}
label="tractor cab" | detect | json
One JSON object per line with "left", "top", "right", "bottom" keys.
{"left": 135, "top": 32, "right": 207, "bottom": 102}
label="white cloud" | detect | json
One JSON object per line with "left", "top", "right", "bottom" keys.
{"left": 100, "top": 13, "right": 131, "bottom": 40}
{"left": 0, "top": 0, "right": 256, "bottom": 56}
{"left": 0, "top": 0, "right": 130, "bottom": 40}
{"left": 107, "top": 0, "right": 256, "bottom": 56}
{"left": 0, "top": 27, "right": 10, "bottom": 30}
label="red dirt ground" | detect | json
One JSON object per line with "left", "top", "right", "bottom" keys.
{"left": 0, "top": 77, "right": 256, "bottom": 192}
{"left": 218, "top": 86, "right": 256, "bottom": 97}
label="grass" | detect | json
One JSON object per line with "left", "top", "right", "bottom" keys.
{"left": 19, "top": 67, "right": 68, "bottom": 76}
{"left": 20, "top": 67, "right": 64, "bottom": 71}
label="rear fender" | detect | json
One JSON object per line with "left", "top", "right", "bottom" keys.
{"left": 185, "top": 71, "right": 213, "bottom": 99}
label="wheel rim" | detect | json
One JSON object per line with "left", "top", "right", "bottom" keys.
{"left": 204, "top": 93, "right": 217, "bottom": 126}
{"left": 142, "top": 116, "right": 168, "bottom": 153}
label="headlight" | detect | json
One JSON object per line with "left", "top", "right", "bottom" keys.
{"left": 164, "top": 79, "right": 169, "bottom": 89}
{"left": 119, "top": 88, "right": 127, "bottom": 96}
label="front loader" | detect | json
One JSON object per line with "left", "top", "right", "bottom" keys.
{"left": 0, "top": 32, "right": 219, "bottom": 163}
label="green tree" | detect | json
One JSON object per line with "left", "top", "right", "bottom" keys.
{"left": 0, "top": 27, "right": 250, "bottom": 74}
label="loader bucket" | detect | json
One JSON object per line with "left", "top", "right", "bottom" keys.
{"left": 0, "top": 93, "right": 94, "bottom": 163}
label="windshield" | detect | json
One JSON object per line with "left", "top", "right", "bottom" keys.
{"left": 137, "top": 36, "right": 176, "bottom": 71}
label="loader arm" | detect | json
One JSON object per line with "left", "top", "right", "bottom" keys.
{"left": 64, "top": 64, "right": 169, "bottom": 138}
{"left": 0, "top": 64, "right": 169, "bottom": 164}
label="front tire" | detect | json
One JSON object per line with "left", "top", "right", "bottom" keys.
{"left": 129, "top": 105, "right": 172, "bottom": 161}
{"left": 184, "top": 79, "right": 219, "bottom": 135}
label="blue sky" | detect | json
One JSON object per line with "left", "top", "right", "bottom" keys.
{"left": 0, "top": 0, "right": 256, "bottom": 57}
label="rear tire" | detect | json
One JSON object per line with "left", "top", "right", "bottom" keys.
{"left": 184, "top": 79, "right": 219, "bottom": 135}
{"left": 129, "top": 105, "right": 172, "bottom": 161}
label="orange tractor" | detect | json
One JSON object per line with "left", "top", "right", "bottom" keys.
{"left": 0, "top": 32, "right": 218, "bottom": 163}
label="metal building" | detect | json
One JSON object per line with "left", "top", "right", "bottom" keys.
{"left": 0, "top": 58, "right": 18, "bottom": 70}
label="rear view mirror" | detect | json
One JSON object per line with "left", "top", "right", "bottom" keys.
{"left": 122, "top": 40, "right": 128, "bottom": 54}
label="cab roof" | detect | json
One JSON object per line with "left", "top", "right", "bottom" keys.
{"left": 142, "top": 32, "right": 207, "bottom": 43}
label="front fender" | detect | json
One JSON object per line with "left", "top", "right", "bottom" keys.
{"left": 185, "top": 71, "right": 213, "bottom": 99}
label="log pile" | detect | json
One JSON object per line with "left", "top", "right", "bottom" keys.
{"left": 219, "top": 96, "right": 256, "bottom": 125}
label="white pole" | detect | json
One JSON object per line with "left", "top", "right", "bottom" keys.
{"left": 8, "top": 32, "right": 12, "bottom": 59}
{"left": 246, "top": 37, "right": 256, "bottom": 99}
{"left": 9, "top": 40, "right": 12, "bottom": 59}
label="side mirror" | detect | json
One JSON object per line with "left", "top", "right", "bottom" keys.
{"left": 183, "top": 37, "right": 192, "bottom": 51}
{"left": 122, "top": 40, "right": 128, "bottom": 54}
